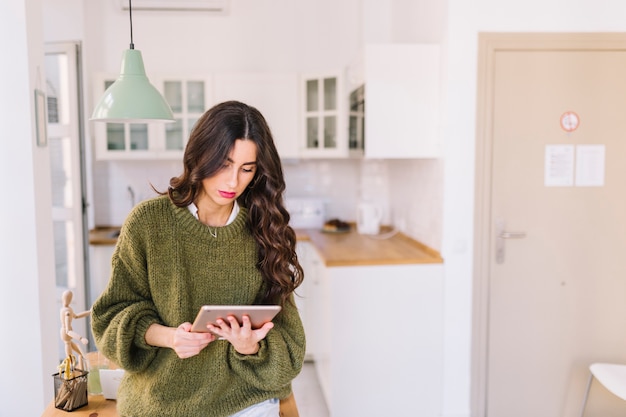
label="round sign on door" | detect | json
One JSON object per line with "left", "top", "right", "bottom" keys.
{"left": 560, "top": 111, "right": 580, "bottom": 132}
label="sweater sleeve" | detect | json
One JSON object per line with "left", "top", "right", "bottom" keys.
{"left": 225, "top": 293, "right": 306, "bottom": 390}
{"left": 90, "top": 209, "right": 162, "bottom": 372}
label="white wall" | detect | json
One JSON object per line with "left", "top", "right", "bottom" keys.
{"left": 442, "top": 2, "right": 626, "bottom": 416}
{"left": 0, "top": 0, "right": 59, "bottom": 414}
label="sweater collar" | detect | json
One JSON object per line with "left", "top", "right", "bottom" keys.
{"left": 173, "top": 198, "right": 249, "bottom": 240}
{"left": 186, "top": 200, "right": 240, "bottom": 226}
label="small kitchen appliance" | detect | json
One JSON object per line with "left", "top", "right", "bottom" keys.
{"left": 285, "top": 198, "right": 326, "bottom": 229}
{"left": 356, "top": 202, "right": 383, "bottom": 235}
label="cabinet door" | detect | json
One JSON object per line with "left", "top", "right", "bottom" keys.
{"left": 88, "top": 245, "right": 115, "bottom": 307}
{"left": 295, "top": 243, "right": 310, "bottom": 360}
{"left": 300, "top": 72, "right": 348, "bottom": 158}
{"left": 327, "top": 264, "right": 443, "bottom": 417}
{"left": 92, "top": 74, "right": 212, "bottom": 160}
{"left": 348, "top": 84, "right": 365, "bottom": 154}
{"left": 364, "top": 44, "right": 441, "bottom": 158}
{"left": 92, "top": 75, "right": 159, "bottom": 160}
{"left": 157, "top": 76, "right": 213, "bottom": 157}
{"left": 213, "top": 73, "right": 299, "bottom": 159}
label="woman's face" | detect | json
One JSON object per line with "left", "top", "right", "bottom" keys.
{"left": 199, "top": 139, "right": 258, "bottom": 209}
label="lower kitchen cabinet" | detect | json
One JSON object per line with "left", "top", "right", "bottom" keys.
{"left": 295, "top": 242, "right": 325, "bottom": 361}
{"left": 305, "top": 259, "right": 444, "bottom": 417}
{"left": 88, "top": 244, "right": 115, "bottom": 307}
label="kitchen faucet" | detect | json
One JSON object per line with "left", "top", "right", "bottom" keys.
{"left": 127, "top": 185, "right": 135, "bottom": 207}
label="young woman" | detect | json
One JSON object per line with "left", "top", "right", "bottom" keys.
{"left": 91, "top": 101, "right": 305, "bottom": 417}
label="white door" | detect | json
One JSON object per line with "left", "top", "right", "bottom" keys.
{"left": 475, "top": 33, "right": 626, "bottom": 417}
{"left": 45, "top": 42, "right": 90, "bottom": 361}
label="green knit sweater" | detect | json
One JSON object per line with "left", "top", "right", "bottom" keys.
{"left": 91, "top": 195, "right": 305, "bottom": 417}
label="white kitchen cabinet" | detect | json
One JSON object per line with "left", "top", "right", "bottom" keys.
{"left": 92, "top": 74, "right": 212, "bottom": 160}
{"left": 213, "top": 72, "right": 300, "bottom": 159}
{"left": 157, "top": 76, "right": 213, "bottom": 156}
{"left": 364, "top": 43, "right": 441, "bottom": 158}
{"left": 88, "top": 244, "right": 115, "bottom": 307}
{"left": 310, "top": 262, "right": 444, "bottom": 417}
{"left": 348, "top": 84, "right": 365, "bottom": 154}
{"left": 300, "top": 72, "right": 350, "bottom": 158}
{"left": 295, "top": 241, "right": 325, "bottom": 362}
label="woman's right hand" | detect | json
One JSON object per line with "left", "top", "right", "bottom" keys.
{"left": 171, "top": 322, "right": 216, "bottom": 358}
{"left": 146, "top": 322, "right": 215, "bottom": 359}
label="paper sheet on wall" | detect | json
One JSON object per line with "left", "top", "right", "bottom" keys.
{"left": 545, "top": 145, "right": 574, "bottom": 186}
{"left": 575, "top": 144, "right": 605, "bottom": 187}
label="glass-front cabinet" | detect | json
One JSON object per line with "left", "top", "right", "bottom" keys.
{"left": 348, "top": 84, "right": 365, "bottom": 153}
{"left": 92, "top": 74, "right": 212, "bottom": 160}
{"left": 301, "top": 72, "right": 348, "bottom": 158}
{"left": 160, "top": 78, "right": 209, "bottom": 154}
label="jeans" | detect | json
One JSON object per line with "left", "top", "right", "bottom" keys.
{"left": 229, "top": 398, "right": 279, "bottom": 417}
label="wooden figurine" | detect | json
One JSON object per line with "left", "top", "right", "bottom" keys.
{"left": 59, "top": 290, "right": 90, "bottom": 371}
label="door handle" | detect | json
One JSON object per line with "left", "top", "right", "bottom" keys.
{"left": 496, "top": 220, "right": 526, "bottom": 264}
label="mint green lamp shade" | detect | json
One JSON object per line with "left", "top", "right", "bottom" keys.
{"left": 91, "top": 49, "right": 174, "bottom": 123}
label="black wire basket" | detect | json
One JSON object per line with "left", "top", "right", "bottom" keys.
{"left": 52, "top": 369, "right": 89, "bottom": 411}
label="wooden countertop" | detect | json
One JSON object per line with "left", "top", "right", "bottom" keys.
{"left": 89, "top": 226, "right": 120, "bottom": 245}
{"left": 90, "top": 225, "right": 442, "bottom": 266}
{"left": 295, "top": 226, "right": 442, "bottom": 267}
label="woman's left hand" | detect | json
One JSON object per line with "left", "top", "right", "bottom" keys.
{"left": 207, "top": 315, "right": 273, "bottom": 355}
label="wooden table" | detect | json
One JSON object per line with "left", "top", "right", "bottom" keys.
{"left": 42, "top": 393, "right": 299, "bottom": 417}
{"left": 41, "top": 395, "right": 117, "bottom": 417}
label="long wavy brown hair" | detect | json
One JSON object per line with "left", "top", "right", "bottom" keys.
{"left": 160, "top": 100, "right": 303, "bottom": 305}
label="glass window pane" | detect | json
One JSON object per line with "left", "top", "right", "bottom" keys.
{"left": 323, "top": 78, "right": 336, "bottom": 111}
{"left": 164, "top": 81, "right": 183, "bottom": 113}
{"left": 187, "top": 81, "right": 205, "bottom": 113}
{"left": 106, "top": 123, "right": 125, "bottom": 150}
{"left": 324, "top": 116, "right": 336, "bottom": 148}
{"left": 306, "top": 80, "right": 318, "bottom": 112}
{"left": 130, "top": 124, "right": 148, "bottom": 150}
{"left": 49, "top": 136, "right": 72, "bottom": 207}
{"left": 188, "top": 116, "right": 199, "bottom": 134}
{"left": 349, "top": 115, "right": 358, "bottom": 150}
{"left": 44, "top": 53, "right": 70, "bottom": 124}
{"left": 306, "top": 117, "right": 318, "bottom": 148}
{"left": 166, "top": 119, "right": 184, "bottom": 150}
{"left": 360, "top": 117, "right": 365, "bottom": 149}
{"left": 53, "top": 221, "right": 69, "bottom": 287}
{"left": 52, "top": 220, "right": 77, "bottom": 288}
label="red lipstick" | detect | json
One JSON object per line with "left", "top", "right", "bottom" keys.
{"left": 219, "top": 191, "right": 236, "bottom": 199}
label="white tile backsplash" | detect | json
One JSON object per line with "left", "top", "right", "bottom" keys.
{"left": 283, "top": 159, "right": 360, "bottom": 221}
{"left": 388, "top": 159, "right": 443, "bottom": 251}
{"left": 92, "top": 157, "right": 443, "bottom": 251}
{"left": 93, "top": 160, "right": 180, "bottom": 226}
{"left": 358, "top": 160, "right": 391, "bottom": 225}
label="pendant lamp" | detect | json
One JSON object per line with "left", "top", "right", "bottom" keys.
{"left": 91, "top": 0, "right": 174, "bottom": 123}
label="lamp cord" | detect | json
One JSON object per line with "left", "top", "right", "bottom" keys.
{"left": 129, "top": 0, "right": 134, "bottom": 49}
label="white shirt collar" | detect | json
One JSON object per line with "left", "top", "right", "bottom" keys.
{"left": 188, "top": 200, "right": 240, "bottom": 226}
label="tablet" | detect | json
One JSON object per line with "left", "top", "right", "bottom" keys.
{"left": 190, "top": 305, "right": 282, "bottom": 333}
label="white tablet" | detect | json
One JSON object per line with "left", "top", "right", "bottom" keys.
{"left": 190, "top": 305, "right": 281, "bottom": 333}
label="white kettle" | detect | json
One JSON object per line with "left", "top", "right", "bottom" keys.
{"left": 356, "top": 202, "right": 383, "bottom": 235}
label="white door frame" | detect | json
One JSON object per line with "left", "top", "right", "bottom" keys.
{"left": 472, "top": 32, "right": 626, "bottom": 417}
{"left": 45, "top": 41, "right": 91, "bottom": 359}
